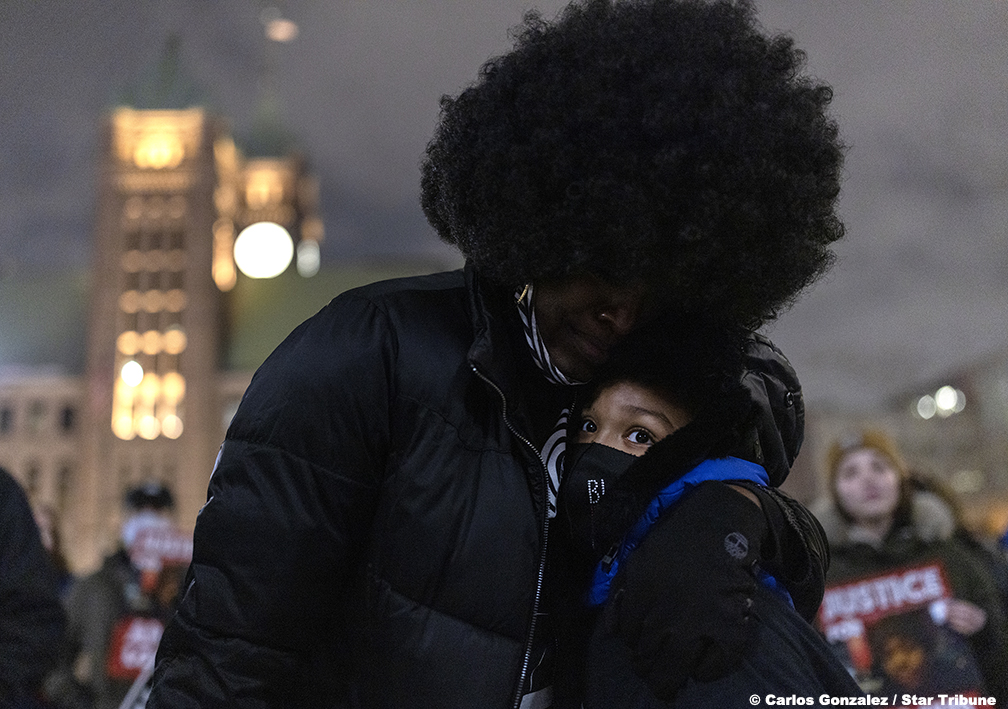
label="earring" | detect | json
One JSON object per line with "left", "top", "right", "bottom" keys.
{"left": 517, "top": 283, "right": 531, "bottom": 304}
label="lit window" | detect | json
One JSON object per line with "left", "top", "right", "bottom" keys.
{"left": 117, "top": 331, "right": 141, "bottom": 355}
{"left": 245, "top": 170, "right": 285, "bottom": 209}
{"left": 162, "top": 414, "right": 183, "bottom": 439}
{"left": 137, "top": 414, "right": 160, "bottom": 440}
{"left": 133, "top": 132, "right": 185, "bottom": 169}
{"left": 163, "top": 328, "right": 187, "bottom": 355}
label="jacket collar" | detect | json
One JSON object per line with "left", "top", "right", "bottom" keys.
{"left": 465, "top": 262, "right": 525, "bottom": 404}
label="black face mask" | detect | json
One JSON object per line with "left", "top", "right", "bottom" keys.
{"left": 559, "top": 442, "right": 638, "bottom": 559}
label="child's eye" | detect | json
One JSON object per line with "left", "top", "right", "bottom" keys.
{"left": 629, "top": 430, "right": 653, "bottom": 445}
{"left": 581, "top": 419, "right": 597, "bottom": 434}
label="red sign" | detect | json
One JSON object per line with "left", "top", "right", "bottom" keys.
{"left": 105, "top": 616, "right": 165, "bottom": 680}
{"left": 817, "top": 562, "right": 986, "bottom": 707}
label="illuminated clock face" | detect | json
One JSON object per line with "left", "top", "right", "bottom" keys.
{"left": 133, "top": 132, "right": 185, "bottom": 169}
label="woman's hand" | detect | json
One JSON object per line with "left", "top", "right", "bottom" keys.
{"left": 945, "top": 599, "right": 987, "bottom": 636}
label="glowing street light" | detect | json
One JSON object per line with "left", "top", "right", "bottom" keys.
{"left": 296, "top": 239, "right": 320, "bottom": 277}
{"left": 916, "top": 395, "right": 937, "bottom": 420}
{"left": 233, "top": 221, "right": 294, "bottom": 278}
{"left": 261, "top": 7, "right": 299, "bottom": 43}
{"left": 914, "top": 385, "right": 966, "bottom": 419}
{"left": 934, "top": 385, "right": 965, "bottom": 417}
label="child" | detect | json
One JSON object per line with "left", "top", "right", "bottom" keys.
{"left": 552, "top": 328, "right": 863, "bottom": 707}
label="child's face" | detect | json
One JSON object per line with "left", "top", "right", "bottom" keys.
{"left": 578, "top": 381, "right": 691, "bottom": 457}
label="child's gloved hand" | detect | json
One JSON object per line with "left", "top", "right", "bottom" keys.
{"left": 601, "top": 480, "right": 766, "bottom": 700}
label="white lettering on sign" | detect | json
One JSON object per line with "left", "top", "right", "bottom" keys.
{"left": 819, "top": 565, "right": 947, "bottom": 625}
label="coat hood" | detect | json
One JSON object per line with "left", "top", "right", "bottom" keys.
{"left": 579, "top": 332, "right": 804, "bottom": 550}
{"left": 810, "top": 489, "right": 957, "bottom": 550}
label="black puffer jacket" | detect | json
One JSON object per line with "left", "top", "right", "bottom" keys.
{"left": 149, "top": 267, "right": 564, "bottom": 709}
{"left": 149, "top": 266, "right": 826, "bottom": 709}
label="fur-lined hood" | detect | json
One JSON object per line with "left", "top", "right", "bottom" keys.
{"left": 810, "top": 489, "right": 957, "bottom": 550}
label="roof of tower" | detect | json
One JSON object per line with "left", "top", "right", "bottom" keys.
{"left": 117, "top": 34, "right": 210, "bottom": 111}
{"left": 238, "top": 90, "right": 300, "bottom": 159}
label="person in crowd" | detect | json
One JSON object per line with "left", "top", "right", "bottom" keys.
{"left": 551, "top": 324, "right": 861, "bottom": 707}
{"left": 0, "top": 467, "right": 66, "bottom": 709}
{"left": 32, "top": 503, "right": 75, "bottom": 599}
{"left": 147, "top": 0, "right": 845, "bottom": 706}
{"left": 46, "top": 483, "right": 187, "bottom": 709}
{"left": 907, "top": 471, "right": 1008, "bottom": 622}
{"left": 813, "top": 430, "right": 1008, "bottom": 701}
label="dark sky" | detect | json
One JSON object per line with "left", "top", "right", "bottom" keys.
{"left": 2, "top": 0, "right": 1008, "bottom": 411}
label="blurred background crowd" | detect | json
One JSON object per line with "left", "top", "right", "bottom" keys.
{"left": 2, "top": 474, "right": 189, "bottom": 709}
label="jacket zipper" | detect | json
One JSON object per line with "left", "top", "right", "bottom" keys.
{"left": 471, "top": 364, "right": 550, "bottom": 709}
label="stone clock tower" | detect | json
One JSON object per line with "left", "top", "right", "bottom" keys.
{"left": 35, "top": 37, "right": 327, "bottom": 569}
{"left": 75, "top": 105, "right": 228, "bottom": 567}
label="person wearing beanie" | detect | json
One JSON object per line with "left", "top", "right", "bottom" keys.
{"left": 812, "top": 430, "right": 1008, "bottom": 702}
{"left": 148, "top": 1, "right": 846, "bottom": 706}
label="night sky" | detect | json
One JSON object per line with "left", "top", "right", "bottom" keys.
{"left": 3, "top": 0, "right": 1008, "bottom": 411}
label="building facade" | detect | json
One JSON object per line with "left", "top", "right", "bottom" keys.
{"left": 0, "top": 372, "right": 83, "bottom": 514}
{"left": 0, "top": 102, "right": 329, "bottom": 571}
{"left": 0, "top": 97, "right": 448, "bottom": 572}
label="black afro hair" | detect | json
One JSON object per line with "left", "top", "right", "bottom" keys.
{"left": 421, "top": 0, "right": 845, "bottom": 327}
{"left": 578, "top": 314, "right": 748, "bottom": 421}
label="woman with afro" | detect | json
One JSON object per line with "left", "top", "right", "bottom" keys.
{"left": 148, "top": 1, "right": 846, "bottom": 708}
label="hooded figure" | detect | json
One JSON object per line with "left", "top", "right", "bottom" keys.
{"left": 48, "top": 482, "right": 186, "bottom": 709}
{"left": 551, "top": 323, "right": 860, "bottom": 706}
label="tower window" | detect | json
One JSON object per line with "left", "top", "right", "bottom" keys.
{"left": 60, "top": 406, "right": 77, "bottom": 434}
{"left": 27, "top": 401, "right": 46, "bottom": 435}
{"left": 125, "top": 228, "right": 141, "bottom": 251}
{"left": 168, "top": 227, "right": 185, "bottom": 250}
{"left": 25, "top": 461, "right": 40, "bottom": 496}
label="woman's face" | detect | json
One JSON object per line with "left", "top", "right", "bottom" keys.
{"left": 834, "top": 448, "right": 902, "bottom": 526}
{"left": 535, "top": 273, "right": 651, "bottom": 381}
{"left": 578, "top": 381, "right": 691, "bottom": 457}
